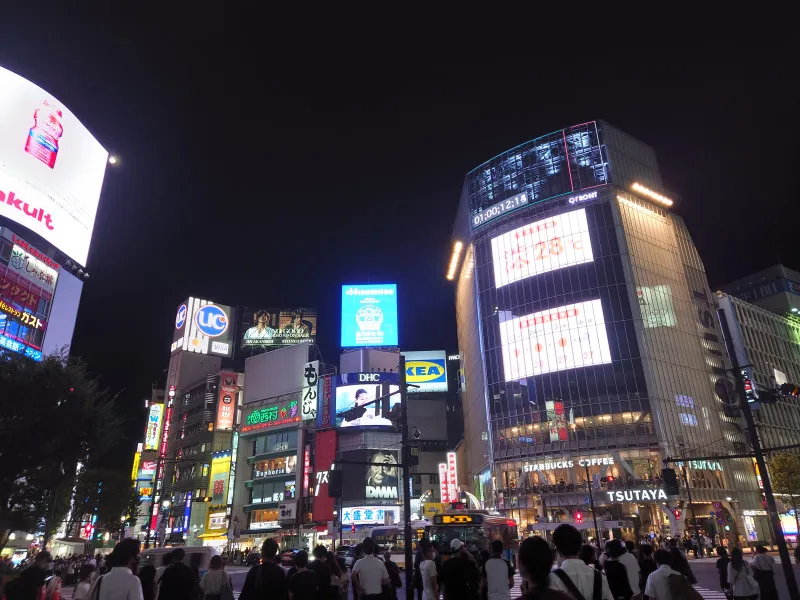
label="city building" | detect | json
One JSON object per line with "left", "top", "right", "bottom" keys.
{"left": 128, "top": 388, "right": 166, "bottom": 543}
{"left": 720, "top": 264, "right": 800, "bottom": 317}
{"left": 0, "top": 66, "right": 110, "bottom": 360}
{"left": 717, "top": 292, "right": 800, "bottom": 450}
{"left": 448, "top": 120, "right": 766, "bottom": 544}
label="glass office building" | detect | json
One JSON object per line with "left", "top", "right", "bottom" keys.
{"left": 450, "top": 121, "right": 766, "bottom": 543}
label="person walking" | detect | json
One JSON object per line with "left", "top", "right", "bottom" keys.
{"left": 5, "top": 551, "right": 51, "bottom": 600}
{"left": 73, "top": 565, "right": 95, "bottom": 600}
{"left": 643, "top": 548, "right": 695, "bottom": 600}
{"left": 481, "top": 539, "right": 514, "bottom": 600}
{"left": 517, "top": 536, "right": 572, "bottom": 600}
{"left": 200, "top": 555, "right": 234, "bottom": 600}
{"left": 137, "top": 565, "right": 157, "bottom": 600}
{"left": 438, "top": 539, "right": 480, "bottom": 600}
{"left": 87, "top": 538, "right": 144, "bottom": 600}
{"left": 667, "top": 539, "right": 696, "bottom": 584}
{"left": 548, "top": 524, "right": 613, "bottom": 600}
{"left": 308, "top": 547, "right": 331, "bottom": 600}
{"left": 413, "top": 539, "right": 430, "bottom": 600}
{"left": 288, "top": 551, "right": 319, "bottom": 600}
{"left": 383, "top": 551, "right": 402, "bottom": 600}
{"left": 157, "top": 548, "right": 197, "bottom": 600}
{"left": 616, "top": 541, "right": 640, "bottom": 599}
{"left": 602, "top": 540, "right": 634, "bottom": 600}
{"left": 727, "top": 547, "right": 760, "bottom": 600}
{"left": 154, "top": 552, "right": 172, "bottom": 585}
{"left": 418, "top": 542, "right": 439, "bottom": 600}
{"left": 239, "top": 539, "right": 288, "bottom": 600}
{"left": 637, "top": 544, "right": 656, "bottom": 593}
{"left": 751, "top": 545, "right": 778, "bottom": 600}
{"left": 351, "top": 539, "right": 389, "bottom": 600}
{"left": 715, "top": 546, "right": 731, "bottom": 596}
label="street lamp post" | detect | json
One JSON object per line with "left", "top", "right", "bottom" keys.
{"left": 583, "top": 464, "right": 601, "bottom": 550}
{"left": 399, "top": 355, "right": 413, "bottom": 600}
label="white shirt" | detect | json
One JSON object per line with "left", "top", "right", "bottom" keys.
{"left": 73, "top": 581, "right": 92, "bottom": 600}
{"left": 644, "top": 564, "right": 681, "bottom": 600}
{"left": 728, "top": 562, "right": 759, "bottom": 597}
{"left": 420, "top": 559, "right": 438, "bottom": 600}
{"left": 618, "top": 550, "right": 641, "bottom": 594}
{"left": 88, "top": 567, "right": 144, "bottom": 600}
{"left": 352, "top": 555, "right": 390, "bottom": 595}
{"left": 483, "top": 557, "right": 512, "bottom": 600}
{"left": 548, "top": 558, "right": 614, "bottom": 600}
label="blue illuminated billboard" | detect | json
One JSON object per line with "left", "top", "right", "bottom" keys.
{"left": 341, "top": 284, "right": 398, "bottom": 347}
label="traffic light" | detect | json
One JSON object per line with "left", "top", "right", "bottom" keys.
{"left": 662, "top": 468, "right": 679, "bottom": 496}
{"left": 743, "top": 378, "right": 758, "bottom": 403}
{"left": 780, "top": 383, "right": 800, "bottom": 398}
{"left": 381, "top": 393, "right": 391, "bottom": 417}
{"left": 575, "top": 512, "right": 583, "bottom": 524}
{"left": 328, "top": 470, "right": 343, "bottom": 498}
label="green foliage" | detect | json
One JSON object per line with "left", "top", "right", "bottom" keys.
{"left": 67, "top": 468, "right": 142, "bottom": 534}
{"left": 768, "top": 451, "right": 800, "bottom": 497}
{"left": 0, "top": 352, "right": 123, "bottom": 550}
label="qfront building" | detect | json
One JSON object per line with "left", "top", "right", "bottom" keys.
{"left": 449, "top": 120, "right": 767, "bottom": 544}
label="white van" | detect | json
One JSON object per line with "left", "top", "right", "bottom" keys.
{"left": 140, "top": 546, "right": 217, "bottom": 577}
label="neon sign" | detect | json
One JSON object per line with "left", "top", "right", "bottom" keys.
{"left": 243, "top": 400, "right": 300, "bottom": 432}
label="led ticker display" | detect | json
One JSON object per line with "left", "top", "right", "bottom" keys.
{"left": 434, "top": 514, "right": 483, "bottom": 525}
{"left": 472, "top": 192, "right": 529, "bottom": 229}
{"left": 491, "top": 209, "right": 594, "bottom": 288}
{"left": 499, "top": 299, "right": 612, "bottom": 381}
{"left": 242, "top": 400, "right": 300, "bottom": 433}
{"left": 341, "top": 284, "right": 398, "bottom": 347}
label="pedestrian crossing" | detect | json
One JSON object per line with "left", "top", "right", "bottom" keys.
{"left": 693, "top": 586, "right": 728, "bottom": 599}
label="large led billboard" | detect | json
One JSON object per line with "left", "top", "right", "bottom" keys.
{"left": 402, "top": 351, "right": 448, "bottom": 393}
{"left": 210, "top": 452, "right": 232, "bottom": 505}
{"left": 341, "top": 449, "right": 400, "bottom": 501}
{"left": 171, "top": 297, "right": 235, "bottom": 358}
{"left": 0, "top": 67, "right": 108, "bottom": 266}
{"left": 241, "top": 307, "right": 317, "bottom": 349}
{"left": 341, "top": 284, "right": 398, "bottom": 347}
{"left": 334, "top": 372, "right": 400, "bottom": 430}
{"left": 499, "top": 299, "right": 612, "bottom": 380}
{"left": 216, "top": 372, "right": 237, "bottom": 431}
{"left": 491, "top": 208, "right": 594, "bottom": 288}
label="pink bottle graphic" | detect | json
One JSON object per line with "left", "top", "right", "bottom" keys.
{"left": 24, "top": 99, "right": 64, "bottom": 169}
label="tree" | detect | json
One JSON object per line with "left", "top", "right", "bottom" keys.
{"left": 0, "top": 352, "right": 123, "bottom": 551}
{"left": 768, "top": 451, "right": 800, "bottom": 535}
{"left": 66, "top": 468, "right": 142, "bottom": 537}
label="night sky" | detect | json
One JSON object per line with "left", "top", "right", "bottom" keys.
{"left": 0, "top": 20, "right": 795, "bottom": 466}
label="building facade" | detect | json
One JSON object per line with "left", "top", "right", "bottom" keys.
{"left": 720, "top": 264, "right": 800, "bottom": 317}
{"left": 450, "top": 120, "right": 766, "bottom": 544}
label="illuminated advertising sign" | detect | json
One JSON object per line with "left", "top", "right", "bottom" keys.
{"left": 241, "top": 307, "right": 317, "bottom": 349}
{"left": 170, "top": 297, "right": 235, "bottom": 358}
{"left": 0, "top": 298, "right": 44, "bottom": 331}
{"left": 140, "top": 461, "right": 157, "bottom": 477}
{"left": 216, "top": 372, "right": 237, "bottom": 431}
{"left": 471, "top": 192, "right": 529, "bottom": 229}
{"left": 210, "top": 452, "right": 232, "bottom": 505}
{"left": 318, "top": 375, "right": 332, "bottom": 429}
{"left": 604, "top": 488, "right": 668, "bottom": 502}
{"left": 334, "top": 372, "right": 400, "bottom": 430}
{"left": 242, "top": 399, "right": 300, "bottom": 433}
{"left": 8, "top": 243, "right": 58, "bottom": 295}
{"left": 546, "top": 400, "right": 568, "bottom": 442}
{"left": 499, "top": 299, "right": 612, "bottom": 380}
{"left": 301, "top": 361, "right": 319, "bottom": 421}
{"left": 0, "top": 66, "right": 108, "bottom": 266}
{"left": 491, "top": 209, "right": 594, "bottom": 288}
{"left": 636, "top": 285, "right": 677, "bottom": 328}
{"left": 446, "top": 452, "right": 458, "bottom": 500}
{"left": 0, "top": 263, "right": 41, "bottom": 311}
{"left": 341, "top": 449, "right": 399, "bottom": 501}
{"left": 341, "top": 284, "right": 398, "bottom": 347}
{"left": 438, "top": 463, "right": 449, "bottom": 503}
{"left": 402, "top": 351, "right": 448, "bottom": 393}
{"left": 341, "top": 506, "right": 400, "bottom": 526}
{"left": 522, "top": 455, "right": 615, "bottom": 472}
{"left": 0, "top": 330, "right": 42, "bottom": 360}
{"left": 312, "top": 430, "right": 337, "bottom": 522}
{"left": 131, "top": 451, "right": 141, "bottom": 483}
{"left": 144, "top": 403, "right": 164, "bottom": 451}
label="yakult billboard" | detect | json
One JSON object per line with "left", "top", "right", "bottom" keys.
{"left": 0, "top": 66, "right": 108, "bottom": 266}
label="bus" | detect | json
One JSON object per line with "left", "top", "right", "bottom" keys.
{"left": 426, "top": 510, "right": 519, "bottom": 568}
{"left": 367, "top": 520, "right": 429, "bottom": 569}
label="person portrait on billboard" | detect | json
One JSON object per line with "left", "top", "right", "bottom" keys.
{"left": 284, "top": 311, "right": 313, "bottom": 337}
{"left": 366, "top": 451, "right": 399, "bottom": 488}
{"left": 243, "top": 310, "right": 275, "bottom": 343}
{"left": 343, "top": 388, "right": 393, "bottom": 428}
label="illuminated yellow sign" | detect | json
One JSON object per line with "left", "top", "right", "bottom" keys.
{"left": 130, "top": 451, "right": 141, "bottom": 482}
{"left": 435, "top": 514, "right": 479, "bottom": 525}
{"left": 210, "top": 453, "right": 232, "bottom": 505}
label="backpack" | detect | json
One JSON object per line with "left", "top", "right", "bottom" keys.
{"left": 553, "top": 568, "right": 602, "bottom": 600}
{"left": 667, "top": 573, "right": 703, "bottom": 600}
{"left": 603, "top": 561, "right": 632, "bottom": 600}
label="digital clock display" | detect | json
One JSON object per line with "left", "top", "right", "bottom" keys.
{"left": 471, "top": 193, "right": 529, "bottom": 229}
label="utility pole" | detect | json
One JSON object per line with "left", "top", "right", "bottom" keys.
{"left": 584, "top": 464, "right": 601, "bottom": 550}
{"left": 400, "top": 355, "right": 413, "bottom": 600}
{"left": 681, "top": 466, "right": 700, "bottom": 550}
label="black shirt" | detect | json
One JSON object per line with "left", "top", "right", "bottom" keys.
{"left": 5, "top": 565, "right": 46, "bottom": 600}
{"left": 239, "top": 561, "right": 289, "bottom": 600}
{"left": 717, "top": 556, "right": 731, "bottom": 588}
{"left": 158, "top": 562, "right": 197, "bottom": 600}
{"left": 439, "top": 554, "right": 480, "bottom": 600}
{"left": 308, "top": 558, "right": 331, "bottom": 593}
{"left": 289, "top": 569, "right": 320, "bottom": 600}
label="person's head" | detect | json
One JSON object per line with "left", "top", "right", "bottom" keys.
{"left": 716, "top": 546, "right": 728, "bottom": 558}
{"left": 756, "top": 545, "right": 768, "bottom": 554}
{"left": 254, "top": 310, "right": 271, "bottom": 327}
{"left": 354, "top": 543, "right": 364, "bottom": 558}
{"left": 654, "top": 548, "right": 672, "bottom": 567}
{"left": 668, "top": 538, "right": 678, "bottom": 548}
{"left": 384, "top": 550, "right": 392, "bottom": 563}
{"left": 518, "top": 536, "right": 555, "bottom": 592}
{"left": 111, "top": 539, "right": 140, "bottom": 571}
{"left": 138, "top": 564, "right": 156, "bottom": 585}
{"left": 355, "top": 389, "right": 369, "bottom": 405}
{"left": 430, "top": 540, "right": 439, "bottom": 552}
{"left": 578, "top": 544, "right": 596, "bottom": 566}
{"left": 295, "top": 550, "right": 309, "bottom": 569}
{"left": 362, "top": 537, "right": 375, "bottom": 555}
{"left": 552, "top": 524, "right": 582, "bottom": 559}
{"left": 313, "top": 545, "right": 327, "bottom": 560}
{"left": 171, "top": 548, "right": 186, "bottom": 563}
{"left": 491, "top": 539, "right": 503, "bottom": 556}
{"left": 261, "top": 539, "right": 279, "bottom": 561}
{"left": 450, "top": 539, "right": 464, "bottom": 553}
{"left": 624, "top": 540, "right": 635, "bottom": 555}
{"left": 209, "top": 555, "right": 223, "bottom": 570}
{"left": 366, "top": 452, "right": 398, "bottom": 486}
{"left": 162, "top": 553, "right": 173, "bottom": 567}
{"left": 605, "top": 539, "right": 624, "bottom": 559}
{"left": 190, "top": 553, "right": 203, "bottom": 568}
{"left": 639, "top": 544, "right": 653, "bottom": 558}
{"left": 78, "top": 565, "right": 94, "bottom": 582}
{"left": 731, "top": 547, "right": 744, "bottom": 570}
{"left": 326, "top": 551, "right": 341, "bottom": 577}
{"left": 291, "top": 312, "right": 303, "bottom": 326}
{"left": 35, "top": 551, "right": 52, "bottom": 568}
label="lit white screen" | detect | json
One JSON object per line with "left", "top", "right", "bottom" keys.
{"left": 499, "top": 299, "right": 612, "bottom": 380}
{"left": 490, "top": 208, "right": 594, "bottom": 288}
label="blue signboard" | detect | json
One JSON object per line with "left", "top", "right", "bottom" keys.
{"left": 341, "top": 284, "right": 398, "bottom": 347}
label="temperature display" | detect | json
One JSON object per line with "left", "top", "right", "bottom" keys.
{"left": 472, "top": 193, "right": 528, "bottom": 229}
{"left": 490, "top": 208, "right": 594, "bottom": 288}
